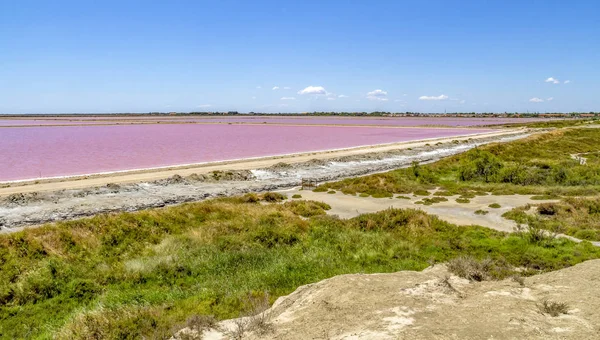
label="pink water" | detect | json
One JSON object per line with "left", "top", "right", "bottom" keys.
{"left": 0, "top": 119, "right": 115, "bottom": 126}
{"left": 0, "top": 116, "right": 561, "bottom": 127}
{"left": 0, "top": 124, "right": 494, "bottom": 181}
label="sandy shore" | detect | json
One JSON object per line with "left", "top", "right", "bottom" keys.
{"left": 0, "top": 128, "right": 521, "bottom": 196}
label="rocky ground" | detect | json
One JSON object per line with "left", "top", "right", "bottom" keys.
{"left": 175, "top": 259, "right": 600, "bottom": 340}
{"left": 0, "top": 132, "right": 528, "bottom": 231}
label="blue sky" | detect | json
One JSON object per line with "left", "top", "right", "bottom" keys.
{"left": 1, "top": 0, "right": 598, "bottom": 114}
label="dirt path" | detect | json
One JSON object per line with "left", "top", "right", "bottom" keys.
{"left": 0, "top": 129, "right": 521, "bottom": 196}
{"left": 282, "top": 188, "right": 554, "bottom": 232}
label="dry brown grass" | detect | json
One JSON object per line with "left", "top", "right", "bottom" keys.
{"left": 447, "top": 256, "right": 514, "bottom": 282}
{"left": 539, "top": 299, "right": 569, "bottom": 317}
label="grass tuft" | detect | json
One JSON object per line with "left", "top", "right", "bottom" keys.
{"left": 539, "top": 299, "right": 569, "bottom": 317}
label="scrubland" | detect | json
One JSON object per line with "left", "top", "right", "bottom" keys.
{"left": 2, "top": 193, "right": 599, "bottom": 338}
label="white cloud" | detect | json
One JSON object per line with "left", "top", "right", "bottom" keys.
{"left": 327, "top": 97, "right": 335, "bottom": 101}
{"left": 283, "top": 86, "right": 291, "bottom": 90}
{"left": 256, "top": 86, "right": 262, "bottom": 89}
{"left": 280, "top": 97, "right": 296, "bottom": 100}
{"left": 197, "top": 104, "right": 212, "bottom": 108}
{"left": 419, "top": 94, "right": 449, "bottom": 101}
{"left": 251, "top": 96, "right": 256, "bottom": 100}
{"left": 367, "top": 89, "right": 388, "bottom": 101}
{"left": 272, "top": 86, "right": 280, "bottom": 90}
{"left": 459, "top": 99, "right": 466, "bottom": 104}
{"left": 547, "top": 97, "right": 554, "bottom": 101}
{"left": 298, "top": 86, "right": 328, "bottom": 95}
{"left": 529, "top": 97, "right": 544, "bottom": 103}
{"left": 403, "top": 94, "right": 407, "bottom": 96}
{"left": 545, "top": 77, "right": 560, "bottom": 84}
{"left": 564, "top": 80, "right": 571, "bottom": 84}
{"left": 338, "top": 94, "right": 349, "bottom": 98}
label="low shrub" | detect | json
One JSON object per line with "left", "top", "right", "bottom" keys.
{"left": 488, "top": 203, "right": 501, "bottom": 209}
{"left": 539, "top": 299, "right": 569, "bottom": 317}
{"left": 415, "top": 197, "right": 448, "bottom": 206}
{"left": 239, "top": 193, "right": 260, "bottom": 203}
{"left": 434, "top": 191, "right": 454, "bottom": 196}
{"left": 537, "top": 203, "right": 557, "bottom": 215}
{"left": 262, "top": 192, "right": 286, "bottom": 202}
{"left": 282, "top": 200, "right": 331, "bottom": 217}
{"left": 447, "top": 256, "right": 513, "bottom": 281}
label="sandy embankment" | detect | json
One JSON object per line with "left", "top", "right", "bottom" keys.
{"left": 176, "top": 260, "right": 600, "bottom": 340}
{"left": 0, "top": 129, "right": 528, "bottom": 231}
{"left": 0, "top": 128, "right": 520, "bottom": 196}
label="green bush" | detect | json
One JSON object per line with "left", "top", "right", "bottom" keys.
{"left": 415, "top": 197, "right": 448, "bottom": 206}
{"left": 262, "top": 192, "right": 286, "bottom": 202}
{"left": 283, "top": 200, "right": 331, "bottom": 217}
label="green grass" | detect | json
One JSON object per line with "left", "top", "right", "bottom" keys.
{"left": 496, "top": 118, "right": 598, "bottom": 129}
{"left": 312, "top": 128, "right": 600, "bottom": 197}
{"left": 282, "top": 200, "right": 331, "bottom": 217}
{"left": 530, "top": 194, "right": 560, "bottom": 200}
{"left": 503, "top": 197, "right": 600, "bottom": 241}
{"left": 2, "top": 197, "right": 599, "bottom": 339}
{"left": 489, "top": 203, "right": 502, "bottom": 209}
{"left": 456, "top": 198, "right": 470, "bottom": 204}
{"left": 433, "top": 190, "right": 454, "bottom": 196}
{"left": 414, "top": 197, "right": 448, "bottom": 206}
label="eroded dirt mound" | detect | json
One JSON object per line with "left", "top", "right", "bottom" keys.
{"left": 268, "top": 162, "right": 294, "bottom": 171}
{"left": 187, "top": 170, "right": 256, "bottom": 182}
{"left": 3, "top": 192, "right": 42, "bottom": 206}
{"left": 176, "top": 260, "right": 600, "bottom": 340}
